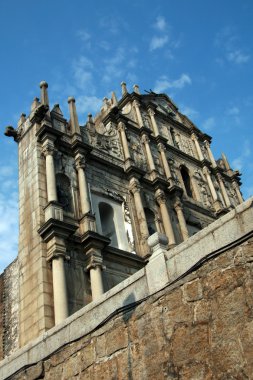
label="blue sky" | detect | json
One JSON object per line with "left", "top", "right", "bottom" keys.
{"left": 0, "top": 0, "right": 252, "bottom": 272}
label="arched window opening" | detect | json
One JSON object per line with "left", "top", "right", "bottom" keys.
{"left": 144, "top": 208, "right": 156, "bottom": 236}
{"left": 180, "top": 166, "right": 193, "bottom": 198}
{"left": 56, "top": 173, "right": 73, "bottom": 212}
{"left": 99, "top": 202, "right": 118, "bottom": 247}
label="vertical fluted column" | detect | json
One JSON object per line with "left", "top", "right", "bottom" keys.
{"left": 86, "top": 249, "right": 104, "bottom": 301}
{"left": 129, "top": 177, "right": 149, "bottom": 256}
{"left": 204, "top": 140, "right": 217, "bottom": 168}
{"left": 158, "top": 143, "right": 172, "bottom": 180}
{"left": 191, "top": 133, "right": 204, "bottom": 161}
{"left": 118, "top": 121, "right": 131, "bottom": 160}
{"left": 148, "top": 108, "right": 159, "bottom": 136}
{"left": 42, "top": 139, "right": 57, "bottom": 202}
{"left": 141, "top": 134, "right": 156, "bottom": 172}
{"left": 68, "top": 97, "right": 81, "bottom": 135}
{"left": 155, "top": 189, "right": 176, "bottom": 247}
{"left": 216, "top": 173, "right": 231, "bottom": 208}
{"left": 133, "top": 100, "right": 144, "bottom": 128}
{"left": 75, "top": 154, "right": 91, "bottom": 215}
{"left": 232, "top": 180, "right": 244, "bottom": 203}
{"left": 174, "top": 198, "right": 189, "bottom": 241}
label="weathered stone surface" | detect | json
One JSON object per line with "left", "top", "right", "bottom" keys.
{"left": 2, "top": 233, "right": 253, "bottom": 379}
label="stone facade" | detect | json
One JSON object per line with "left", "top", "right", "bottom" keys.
{"left": 1, "top": 81, "right": 244, "bottom": 360}
{"left": 0, "top": 198, "right": 252, "bottom": 379}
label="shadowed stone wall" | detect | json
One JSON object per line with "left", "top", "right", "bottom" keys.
{"left": 4, "top": 235, "right": 253, "bottom": 379}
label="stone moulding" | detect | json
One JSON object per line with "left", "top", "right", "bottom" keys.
{"left": 0, "top": 197, "right": 253, "bottom": 379}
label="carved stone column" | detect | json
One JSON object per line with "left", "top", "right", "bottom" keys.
{"left": 174, "top": 198, "right": 189, "bottom": 241}
{"left": 141, "top": 134, "right": 156, "bottom": 172}
{"left": 42, "top": 139, "right": 57, "bottom": 202}
{"left": 155, "top": 189, "right": 176, "bottom": 247}
{"left": 148, "top": 108, "right": 159, "bottom": 136}
{"left": 86, "top": 249, "right": 104, "bottom": 301}
{"left": 204, "top": 140, "right": 217, "bottom": 168}
{"left": 232, "top": 180, "right": 244, "bottom": 203}
{"left": 75, "top": 154, "right": 91, "bottom": 215}
{"left": 133, "top": 99, "right": 144, "bottom": 128}
{"left": 68, "top": 97, "right": 81, "bottom": 135}
{"left": 191, "top": 133, "right": 204, "bottom": 161}
{"left": 118, "top": 121, "right": 131, "bottom": 161}
{"left": 203, "top": 167, "right": 222, "bottom": 212}
{"left": 158, "top": 143, "right": 173, "bottom": 180}
{"left": 216, "top": 173, "right": 231, "bottom": 208}
{"left": 129, "top": 177, "right": 150, "bottom": 256}
{"left": 47, "top": 237, "right": 69, "bottom": 324}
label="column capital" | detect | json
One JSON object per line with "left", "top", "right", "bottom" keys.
{"left": 202, "top": 166, "right": 210, "bottom": 176}
{"left": 141, "top": 134, "right": 150, "bottom": 144}
{"left": 117, "top": 121, "right": 126, "bottom": 132}
{"left": 86, "top": 249, "right": 104, "bottom": 271}
{"left": 216, "top": 172, "right": 222, "bottom": 181}
{"left": 75, "top": 154, "right": 86, "bottom": 170}
{"left": 158, "top": 142, "right": 166, "bottom": 152}
{"left": 191, "top": 132, "right": 197, "bottom": 140}
{"left": 133, "top": 99, "right": 141, "bottom": 108}
{"left": 147, "top": 108, "right": 155, "bottom": 117}
{"left": 155, "top": 188, "right": 166, "bottom": 205}
{"left": 47, "top": 236, "right": 68, "bottom": 262}
{"left": 42, "top": 139, "right": 55, "bottom": 157}
{"left": 204, "top": 139, "right": 210, "bottom": 147}
{"left": 129, "top": 177, "right": 141, "bottom": 194}
{"left": 174, "top": 197, "right": 183, "bottom": 211}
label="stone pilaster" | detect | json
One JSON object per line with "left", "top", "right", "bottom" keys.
{"left": 129, "top": 177, "right": 150, "bottom": 256}
{"left": 155, "top": 189, "right": 176, "bottom": 247}
{"left": 191, "top": 133, "right": 204, "bottom": 161}
{"left": 204, "top": 140, "right": 217, "bottom": 168}
{"left": 158, "top": 143, "right": 173, "bottom": 180}
{"left": 47, "top": 237, "right": 69, "bottom": 325}
{"left": 148, "top": 108, "right": 159, "bottom": 136}
{"left": 174, "top": 198, "right": 189, "bottom": 241}
{"left": 68, "top": 97, "right": 81, "bottom": 135}
{"left": 133, "top": 100, "right": 144, "bottom": 128}
{"left": 203, "top": 167, "right": 222, "bottom": 212}
{"left": 141, "top": 134, "right": 156, "bottom": 174}
{"left": 232, "top": 180, "right": 244, "bottom": 203}
{"left": 86, "top": 249, "right": 104, "bottom": 301}
{"left": 118, "top": 121, "right": 131, "bottom": 161}
{"left": 42, "top": 139, "right": 57, "bottom": 202}
{"left": 216, "top": 173, "right": 231, "bottom": 208}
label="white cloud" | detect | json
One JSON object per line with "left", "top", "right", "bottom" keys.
{"left": 154, "top": 74, "right": 191, "bottom": 93}
{"left": 215, "top": 27, "right": 250, "bottom": 65}
{"left": 202, "top": 117, "right": 215, "bottom": 132}
{"left": 153, "top": 16, "right": 167, "bottom": 31}
{"left": 231, "top": 141, "right": 251, "bottom": 171}
{"left": 226, "top": 106, "right": 240, "bottom": 116}
{"left": 76, "top": 30, "right": 91, "bottom": 43}
{"left": 72, "top": 56, "right": 95, "bottom": 91}
{"left": 76, "top": 95, "right": 102, "bottom": 117}
{"left": 227, "top": 50, "right": 250, "bottom": 64}
{"left": 180, "top": 106, "right": 199, "bottom": 119}
{"left": 149, "top": 35, "right": 169, "bottom": 51}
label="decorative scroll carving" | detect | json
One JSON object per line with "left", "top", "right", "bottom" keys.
{"left": 86, "top": 121, "right": 124, "bottom": 159}
{"left": 129, "top": 134, "right": 147, "bottom": 170}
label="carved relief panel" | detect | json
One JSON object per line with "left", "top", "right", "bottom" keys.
{"left": 128, "top": 132, "right": 147, "bottom": 170}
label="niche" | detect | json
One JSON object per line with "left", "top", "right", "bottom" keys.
{"left": 56, "top": 173, "right": 73, "bottom": 212}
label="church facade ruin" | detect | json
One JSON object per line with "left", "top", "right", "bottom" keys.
{"left": 0, "top": 81, "right": 244, "bottom": 359}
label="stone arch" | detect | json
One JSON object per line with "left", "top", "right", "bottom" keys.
{"left": 98, "top": 202, "right": 118, "bottom": 248}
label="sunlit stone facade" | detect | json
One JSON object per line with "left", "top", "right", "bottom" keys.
{"left": 0, "top": 81, "right": 243, "bottom": 354}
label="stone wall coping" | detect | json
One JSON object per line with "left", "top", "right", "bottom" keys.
{"left": 0, "top": 268, "right": 147, "bottom": 379}
{"left": 1, "top": 198, "right": 253, "bottom": 379}
{"left": 166, "top": 197, "right": 253, "bottom": 282}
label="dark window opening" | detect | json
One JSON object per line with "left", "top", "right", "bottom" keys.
{"left": 56, "top": 173, "right": 73, "bottom": 212}
{"left": 99, "top": 202, "right": 118, "bottom": 247}
{"left": 180, "top": 166, "right": 193, "bottom": 198}
{"left": 144, "top": 208, "right": 156, "bottom": 235}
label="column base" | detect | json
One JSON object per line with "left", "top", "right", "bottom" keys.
{"left": 213, "top": 200, "right": 223, "bottom": 213}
